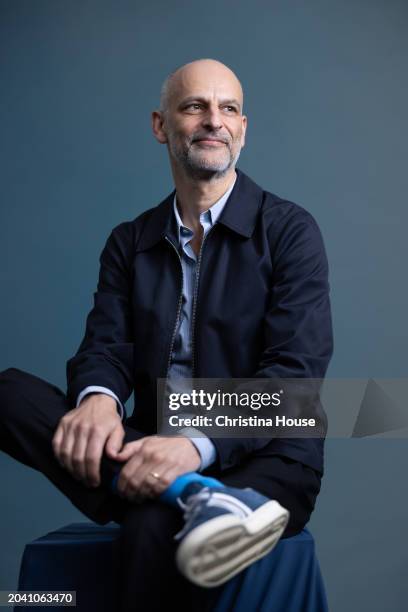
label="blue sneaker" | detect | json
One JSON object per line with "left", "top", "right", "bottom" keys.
{"left": 174, "top": 482, "right": 289, "bottom": 587}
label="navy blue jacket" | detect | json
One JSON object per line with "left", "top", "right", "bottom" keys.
{"left": 66, "top": 169, "right": 333, "bottom": 474}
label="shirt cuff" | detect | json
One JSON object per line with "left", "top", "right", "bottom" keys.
{"left": 178, "top": 427, "right": 217, "bottom": 471}
{"left": 76, "top": 386, "right": 126, "bottom": 420}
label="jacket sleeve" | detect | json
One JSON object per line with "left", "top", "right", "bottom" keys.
{"left": 208, "top": 209, "right": 334, "bottom": 471}
{"left": 66, "top": 223, "right": 134, "bottom": 409}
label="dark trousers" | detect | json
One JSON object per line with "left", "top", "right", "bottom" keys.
{"left": 0, "top": 367, "right": 322, "bottom": 612}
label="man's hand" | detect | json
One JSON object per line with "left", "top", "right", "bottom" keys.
{"left": 106, "top": 435, "right": 201, "bottom": 502}
{"left": 52, "top": 394, "right": 125, "bottom": 488}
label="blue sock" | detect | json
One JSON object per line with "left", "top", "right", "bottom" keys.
{"left": 159, "top": 472, "right": 224, "bottom": 508}
{"left": 110, "top": 471, "right": 224, "bottom": 508}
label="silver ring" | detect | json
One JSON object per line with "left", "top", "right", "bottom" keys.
{"left": 150, "top": 471, "right": 161, "bottom": 481}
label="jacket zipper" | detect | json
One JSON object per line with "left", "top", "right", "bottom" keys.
{"left": 190, "top": 225, "right": 216, "bottom": 378}
{"left": 164, "top": 236, "right": 184, "bottom": 381}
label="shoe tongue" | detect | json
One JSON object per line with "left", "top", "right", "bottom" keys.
{"left": 180, "top": 481, "right": 205, "bottom": 502}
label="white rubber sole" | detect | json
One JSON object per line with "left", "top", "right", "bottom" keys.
{"left": 175, "top": 500, "right": 289, "bottom": 588}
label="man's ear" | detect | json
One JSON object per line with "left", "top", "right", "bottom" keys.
{"left": 152, "top": 110, "right": 168, "bottom": 144}
{"left": 240, "top": 115, "right": 247, "bottom": 148}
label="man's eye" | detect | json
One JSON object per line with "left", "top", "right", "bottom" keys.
{"left": 224, "top": 106, "right": 237, "bottom": 113}
{"left": 186, "top": 104, "right": 203, "bottom": 111}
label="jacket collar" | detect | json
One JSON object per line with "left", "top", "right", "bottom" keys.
{"left": 136, "top": 167, "right": 264, "bottom": 252}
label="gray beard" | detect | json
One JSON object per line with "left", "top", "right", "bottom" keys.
{"left": 169, "top": 141, "right": 242, "bottom": 181}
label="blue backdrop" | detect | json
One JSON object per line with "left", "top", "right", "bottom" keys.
{"left": 1, "top": 1, "right": 407, "bottom": 610}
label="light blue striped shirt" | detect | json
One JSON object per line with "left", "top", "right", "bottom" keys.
{"left": 168, "top": 174, "right": 237, "bottom": 469}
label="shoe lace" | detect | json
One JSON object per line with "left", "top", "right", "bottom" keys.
{"left": 173, "top": 486, "right": 213, "bottom": 541}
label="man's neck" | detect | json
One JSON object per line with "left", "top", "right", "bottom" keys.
{"left": 172, "top": 166, "right": 237, "bottom": 231}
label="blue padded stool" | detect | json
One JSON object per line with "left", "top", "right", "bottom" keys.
{"left": 17, "top": 522, "right": 328, "bottom": 611}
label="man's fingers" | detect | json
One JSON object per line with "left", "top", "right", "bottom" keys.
{"left": 59, "top": 429, "right": 75, "bottom": 473}
{"left": 138, "top": 462, "right": 172, "bottom": 498}
{"left": 119, "top": 454, "right": 172, "bottom": 500}
{"left": 115, "top": 439, "right": 143, "bottom": 461}
{"left": 84, "top": 432, "right": 106, "bottom": 487}
{"left": 52, "top": 426, "right": 63, "bottom": 457}
{"left": 51, "top": 400, "right": 123, "bottom": 486}
{"left": 150, "top": 466, "right": 176, "bottom": 492}
{"left": 117, "top": 452, "right": 144, "bottom": 497}
{"left": 71, "top": 432, "right": 89, "bottom": 482}
{"left": 105, "top": 425, "right": 125, "bottom": 458}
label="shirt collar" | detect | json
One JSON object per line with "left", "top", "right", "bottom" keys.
{"left": 172, "top": 172, "right": 237, "bottom": 238}
{"left": 135, "top": 169, "right": 265, "bottom": 253}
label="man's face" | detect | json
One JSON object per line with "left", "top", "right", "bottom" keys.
{"left": 154, "top": 63, "right": 247, "bottom": 179}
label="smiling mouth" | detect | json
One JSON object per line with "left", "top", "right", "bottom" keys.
{"left": 194, "top": 139, "right": 226, "bottom": 146}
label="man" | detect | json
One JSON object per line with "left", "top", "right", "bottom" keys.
{"left": 0, "top": 59, "right": 332, "bottom": 611}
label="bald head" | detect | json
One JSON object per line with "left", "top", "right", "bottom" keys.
{"left": 160, "top": 59, "right": 244, "bottom": 115}
{"left": 152, "top": 58, "right": 247, "bottom": 181}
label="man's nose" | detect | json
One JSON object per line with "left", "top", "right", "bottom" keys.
{"left": 202, "top": 107, "right": 223, "bottom": 130}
